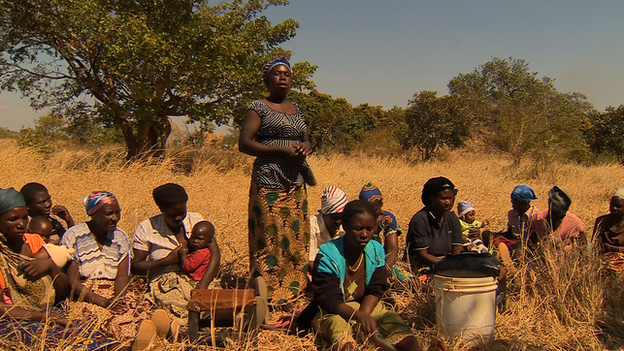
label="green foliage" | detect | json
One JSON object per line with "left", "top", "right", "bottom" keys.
{"left": 285, "top": 90, "right": 402, "bottom": 154}
{"left": 0, "top": 0, "right": 314, "bottom": 159}
{"left": 401, "top": 91, "right": 472, "bottom": 160}
{"left": 449, "top": 57, "right": 593, "bottom": 165}
{"left": 0, "top": 127, "right": 17, "bottom": 139}
{"left": 585, "top": 105, "right": 624, "bottom": 164}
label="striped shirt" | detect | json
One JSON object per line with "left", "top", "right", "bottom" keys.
{"left": 60, "top": 222, "right": 131, "bottom": 280}
{"left": 133, "top": 212, "right": 204, "bottom": 277}
{"left": 249, "top": 99, "right": 314, "bottom": 190}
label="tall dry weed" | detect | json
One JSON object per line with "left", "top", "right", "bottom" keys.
{"left": 2, "top": 138, "right": 624, "bottom": 350}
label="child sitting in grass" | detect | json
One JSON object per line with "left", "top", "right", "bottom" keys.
{"left": 180, "top": 221, "right": 215, "bottom": 282}
{"left": 308, "top": 200, "right": 444, "bottom": 351}
{"left": 20, "top": 182, "right": 75, "bottom": 240}
{"left": 457, "top": 201, "right": 489, "bottom": 253}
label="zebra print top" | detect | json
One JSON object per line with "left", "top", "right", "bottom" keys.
{"left": 249, "top": 99, "right": 316, "bottom": 190}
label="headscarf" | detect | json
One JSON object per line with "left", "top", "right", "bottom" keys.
{"left": 612, "top": 188, "right": 624, "bottom": 201}
{"left": 457, "top": 201, "right": 475, "bottom": 218}
{"left": 83, "top": 191, "right": 116, "bottom": 216}
{"left": 320, "top": 186, "right": 348, "bottom": 215}
{"left": 359, "top": 182, "right": 382, "bottom": 202}
{"left": 263, "top": 54, "right": 291, "bottom": 81}
{"left": 511, "top": 185, "right": 537, "bottom": 203}
{"left": 548, "top": 186, "right": 572, "bottom": 218}
{"left": 152, "top": 183, "right": 188, "bottom": 208}
{"left": 421, "top": 177, "right": 456, "bottom": 206}
{"left": 0, "top": 188, "right": 27, "bottom": 215}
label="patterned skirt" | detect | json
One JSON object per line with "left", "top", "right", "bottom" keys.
{"left": 64, "top": 278, "right": 150, "bottom": 341}
{"left": 0, "top": 310, "right": 118, "bottom": 350}
{"left": 248, "top": 181, "right": 310, "bottom": 305}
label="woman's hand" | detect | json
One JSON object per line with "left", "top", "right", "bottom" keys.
{"left": 282, "top": 146, "right": 306, "bottom": 163}
{"left": 353, "top": 310, "right": 377, "bottom": 336}
{"left": 293, "top": 141, "right": 312, "bottom": 157}
{"left": 47, "top": 311, "right": 71, "bottom": 327}
{"left": 19, "top": 258, "right": 54, "bottom": 280}
{"left": 109, "top": 298, "right": 130, "bottom": 314}
{"left": 164, "top": 245, "right": 182, "bottom": 265}
{"left": 467, "top": 227, "right": 481, "bottom": 239}
{"left": 51, "top": 205, "right": 73, "bottom": 223}
{"left": 93, "top": 295, "right": 112, "bottom": 308}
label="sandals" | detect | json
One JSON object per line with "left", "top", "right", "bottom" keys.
{"left": 132, "top": 320, "right": 157, "bottom": 351}
{"left": 149, "top": 309, "right": 181, "bottom": 343}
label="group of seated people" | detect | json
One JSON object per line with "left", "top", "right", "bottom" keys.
{"left": 0, "top": 177, "right": 619, "bottom": 350}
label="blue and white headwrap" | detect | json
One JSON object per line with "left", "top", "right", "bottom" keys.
{"left": 263, "top": 54, "right": 291, "bottom": 81}
{"left": 83, "top": 191, "right": 116, "bottom": 216}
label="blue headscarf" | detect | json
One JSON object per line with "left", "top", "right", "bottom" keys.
{"left": 83, "top": 191, "right": 116, "bottom": 216}
{"left": 0, "top": 188, "right": 27, "bottom": 215}
{"left": 511, "top": 185, "right": 537, "bottom": 203}
{"left": 359, "top": 182, "right": 383, "bottom": 202}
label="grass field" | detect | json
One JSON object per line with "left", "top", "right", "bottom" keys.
{"left": 1, "top": 138, "right": 624, "bottom": 350}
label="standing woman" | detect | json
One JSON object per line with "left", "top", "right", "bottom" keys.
{"left": 239, "top": 54, "right": 316, "bottom": 305}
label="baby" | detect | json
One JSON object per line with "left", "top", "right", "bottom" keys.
{"left": 28, "top": 215, "right": 59, "bottom": 244}
{"left": 181, "top": 221, "right": 214, "bottom": 282}
{"left": 457, "top": 201, "right": 490, "bottom": 253}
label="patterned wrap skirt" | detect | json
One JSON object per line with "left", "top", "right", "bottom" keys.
{"left": 0, "top": 308, "right": 118, "bottom": 350}
{"left": 64, "top": 278, "right": 150, "bottom": 341}
{"left": 248, "top": 181, "right": 310, "bottom": 305}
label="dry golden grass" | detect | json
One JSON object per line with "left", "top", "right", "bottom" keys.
{"left": 2, "top": 138, "right": 624, "bottom": 350}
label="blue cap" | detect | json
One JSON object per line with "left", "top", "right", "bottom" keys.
{"left": 511, "top": 185, "right": 537, "bottom": 203}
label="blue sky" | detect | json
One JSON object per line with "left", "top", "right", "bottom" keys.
{"left": 1, "top": 0, "right": 623, "bottom": 131}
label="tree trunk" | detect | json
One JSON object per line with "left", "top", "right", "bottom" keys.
{"left": 123, "top": 114, "right": 172, "bottom": 160}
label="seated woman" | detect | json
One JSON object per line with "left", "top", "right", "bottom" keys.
{"left": 131, "top": 183, "right": 220, "bottom": 326}
{"left": 529, "top": 186, "right": 586, "bottom": 249}
{"left": 358, "top": 183, "right": 408, "bottom": 282}
{"left": 404, "top": 177, "right": 464, "bottom": 274}
{"left": 61, "top": 191, "right": 154, "bottom": 347}
{"left": 593, "top": 188, "right": 624, "bottom": 273}
{"left": 20, "top": 182, "right": 75, "bottom": 243}
{"left": 0, "top": 188, "right": 120, "bottom": 350}
{"left": 309, "top": 200, "right": 440, "bottom": 351}
{"left": 308, "top": 186, "right": 348, "bottom": 270}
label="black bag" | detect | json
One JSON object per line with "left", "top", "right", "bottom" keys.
{"left": 429, "top": 251, "right": 500, "bottom": 278}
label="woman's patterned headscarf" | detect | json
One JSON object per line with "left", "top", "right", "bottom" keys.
{"left": 263, "top": 54, "right": 291, "bottom": 81}
{"left": 320, "top": 186, "right": 348, "bottom": 215}
{"left": 83, "top": 191, "right": 116, "bottom": 216}
{"left": 359, "top": 182, "right": 383, "bottom": 203}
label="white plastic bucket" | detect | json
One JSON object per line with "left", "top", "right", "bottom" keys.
{"left": 432, "top": 274, "right": 498, "bottom": 344}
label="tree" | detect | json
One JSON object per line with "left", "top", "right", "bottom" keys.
{"left": 402, "top": 91, "right": 472, "bottom": 160}
{"left": 448, "top": 57, "right": 592, "bottom": 164}
{"left": 586, "top": 105, "right": 624, "bottom": 164}
{"left": 0, "top": 0, "right": 315, "bottom": 159}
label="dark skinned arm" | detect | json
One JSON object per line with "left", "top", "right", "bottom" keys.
{"left": 131, "top": 247, "right": 180, "bottom": 276}
{"left": 67, "top": 261, "right": 110, "bottom": 308}
{"left": 238, "top": 109, "right": 309, "bottom": 159}
{"left": 114, "top": 256, "right": 129, "bottom": 297}
{"left": 451, "top": 244, "right": 464, "bottom": 255}
{"left": 384, "top": 233, "right": 399, "bottom": 268}
{"left": 23, "top": 252, "right": 69, "bottom": 300}
{"left": 196, "top": 238, "right": 220, "bottom": 289}
{"left": 415, "top": 249, "right": 443, "bottom": 265}
{"left": 0, "top": 304, "right": 67, "bottom": 326}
